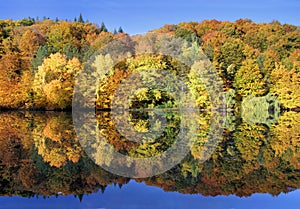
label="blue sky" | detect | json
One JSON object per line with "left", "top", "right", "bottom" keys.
{"left": 0, "top": 0, "right": 299, "bottom": 34}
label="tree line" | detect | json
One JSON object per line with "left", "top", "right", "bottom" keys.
{"left": 0, "top": 18, "right": 299, "bottom": 110}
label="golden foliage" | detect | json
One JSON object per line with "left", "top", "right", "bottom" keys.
{"left": 33, "top": 113, "right": 83, "bottom": 167}
{"left": 33, "top": 53, "right": 82, "bottom": 109}
{"left": 270, "top": 112, "right": 300, "bottom": 156}
{"left": 270, "top": 64, "right": 300, "bottom": 109}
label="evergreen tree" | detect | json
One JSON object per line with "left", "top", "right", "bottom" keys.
{"left": 78, "top": 193, "right": 84, "bottom": 202}
{"left": 31, "top": 45, "right": 50, "bottom": 71}
{"left": 78, "top": 13, "right": 84, "bottom": 23}
{"left": 118, "top": 26, "right": 124, "bottom": 33}
{"left": 100, "top": 22, "right": 108, "bottom": 32}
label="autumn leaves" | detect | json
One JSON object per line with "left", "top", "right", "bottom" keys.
{"left": 0, "top": 19, "right": 299, "bottom": 111}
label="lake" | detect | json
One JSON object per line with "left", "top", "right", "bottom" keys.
{"left": 0, "top": 110, "right": 299, "bottom": 209}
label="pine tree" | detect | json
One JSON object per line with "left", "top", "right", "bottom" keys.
{"left": 31, "top": 46, "right": 50, "bottom": 71}
{"left": 100, "top": 22, "right": 108, "bottom": 32}
{"left": 118, "top": 26, "right": 123, "bottom": 33}
{"left": 78, "top": 13, "right": 84, "bottom": 23}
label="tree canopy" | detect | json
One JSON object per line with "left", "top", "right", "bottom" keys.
{"left": 0, "top": 18, "right": 299, "bottom": 110}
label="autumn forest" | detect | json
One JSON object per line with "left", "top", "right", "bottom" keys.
{"left": 0, "top": 17, "right": 299, "bottom": 110}
{"left": 0, "top": 16, "right": 300, "bottom": 199}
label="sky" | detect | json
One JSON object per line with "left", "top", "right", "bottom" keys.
{"left": 0, "top": 0, "right": 299, "bottom": 34}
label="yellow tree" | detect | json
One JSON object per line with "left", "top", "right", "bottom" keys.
{"left": 33, "top": 53, "right": 82, "bottom": 110}
{"left": 32, "top": 113, "right": 83, "bottom": 168}
{"left": 234, "top": 123, "right": 267, "bottom": 162}
{"left": 270, "top": 112, "right": 300, "bottom": 158}
{"left": 261, "top": 49, "right": 280, "bottom": 76}
{"left": 47, "top": 21, "right": 73, "bottom": 52}
{"left": 270, "top": 63, "right": 300, "bottom": 109}
{"left": 234, "top": 59, "right": 267, "bottom": 97}
{"left": 290, "top": 49, "right": 300, "bottom": 71}
{"left": 19, "top": 29, "right": 45, "bottom": 57}
{"left": 0, "top": 53, "right": 32, "bottom": 109}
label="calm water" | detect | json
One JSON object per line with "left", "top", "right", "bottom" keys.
{"left": 1, "top": 181, "right": 300, "bottom": 209}
{"left": 0, "top": 110, "right": 299, "bottom": 208}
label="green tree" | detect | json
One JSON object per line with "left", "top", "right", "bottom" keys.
{"left": 19, "top": 17, "right": 35, "bottom": 26}
{"left": 78, "top": 13, "right": 84, "bottom": 23}
{"left": 31, "top": 46, "right": 50, "bottom": 71}
{"left": 118, "top": 26, "right": 124, "bottom": 33}
{"left": 99, "top": 22, "right": 108, "bottom": 33}
{"left": 219, "top": 38, "right": 245, "bottom": 82}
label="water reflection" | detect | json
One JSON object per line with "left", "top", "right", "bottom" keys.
{"left": 0, "top": 110, "right": 299, "bottom": 198}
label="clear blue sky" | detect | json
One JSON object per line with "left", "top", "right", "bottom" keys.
{"left": 0, "top": 0, "right": 299, "bottom": 34}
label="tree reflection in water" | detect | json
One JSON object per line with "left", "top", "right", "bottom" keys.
{"left": 0, "top": 107, "right": 299, "bottom": 198}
